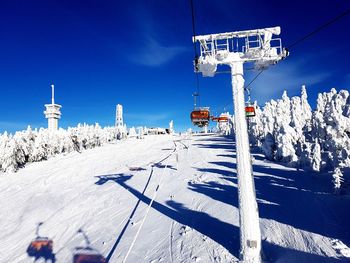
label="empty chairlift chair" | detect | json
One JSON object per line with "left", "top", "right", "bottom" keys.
{"left": 27, "top": 237, "right": 53, "bottom": 256}
{"left": 190, "top": 107, "right": 210, "bottom": 127}
{"left": 73, "top": 229, "right": 106, "bottom": 263}
{"left": 73, "top": 247, "right": 106, "bottom": 263}
{"left": 26, "top": 222, "right": 55, "bottom": 261}
{"left": 245, "top": 105, "right": 256, "bottom": 117}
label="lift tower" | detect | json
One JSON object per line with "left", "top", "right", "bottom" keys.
{"left": 193, "top": 26, "right": 288, "bottom": 262}
{"left": 44, "top": 84, "right": 62, "bottom": 131}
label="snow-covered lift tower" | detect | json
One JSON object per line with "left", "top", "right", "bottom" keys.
{"left": 193, "top": 26, "right": 288, "bottom": 262}
{"left": 44, "top": 84, "right": 62, "bottom": 131}
{"left": 115, "top": 104, "right": 123, "bottom": 128}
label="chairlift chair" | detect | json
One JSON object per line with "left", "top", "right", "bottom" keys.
{"left": 190, "top": 107, "right": 210, "bottom": 127}
{"left": 73, "top": 247, "right": 106, "bottom": 263}
{"left": 245, "top": 105, "right": 256, "bottom": 117}
{"left": 27, "top": 237, "right": 53, "bottom": 256}
{"left": 218, "top": 116, "right": 229, "bottom": 122}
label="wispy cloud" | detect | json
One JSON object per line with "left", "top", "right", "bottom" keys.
{"left": 250, "top": 58, "right": 331, "bottom": 104}
{"left": 124, "top": 112, "right": 172, "bottom": 122}
{"left": 129, "top": 36, "right": 187, "bottom": 67}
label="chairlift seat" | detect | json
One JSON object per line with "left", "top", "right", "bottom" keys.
{"left": 245, "top": 106, "right": 256, "bottom": 117}
{"left": 218, "top": 116, "right": 229, "bottom": 122}
{"left": 191, "top": 108, "right": 210, "bottom": 127}
{"left": 27, "top": 237, "right": 53, "bottom": 256}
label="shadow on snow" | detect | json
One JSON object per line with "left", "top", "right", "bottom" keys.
{"left": 189, "top": 138, "right": 350, "bottom": 261}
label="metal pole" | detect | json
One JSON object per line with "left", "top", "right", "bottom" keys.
{"left": 230, "top": 60, "right": 261, "bottom": 263}
{"left": 51, "top": 84, "right": 55, "bottom": 104}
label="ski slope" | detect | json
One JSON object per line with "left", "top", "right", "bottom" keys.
{"left": 0, "top": 134, "right": 349, "bottom": 262}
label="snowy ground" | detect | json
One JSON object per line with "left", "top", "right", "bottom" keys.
{"left": 0, "top": 134, "right": 349, "bottom": 262}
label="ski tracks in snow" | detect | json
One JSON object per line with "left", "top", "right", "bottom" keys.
{"left": 107, "top": 138, "right": 182, "bottom": 262}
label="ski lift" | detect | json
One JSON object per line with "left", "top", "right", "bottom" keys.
{"left": 27, "top": 237, "right": 53, "bottom": 256}
{"left": 190, "top": 107, "right": 210, "bottom": 127}
{"left": 244, "top": 86, "right": 256, "bottom": 117}
{"left": 26, "top": 222, "right": 55, "bottom": 262}
{"left": 245, "top": 105, "right": 256, "bottom": 117}
{"left": 73, "top": 229, "right": 106, "bottom": 263}
{"left": 218, "top": 116, "right": 229, "bottom": 122}
{"left": 211, "top": 116, "right": 228, "bottom": 122}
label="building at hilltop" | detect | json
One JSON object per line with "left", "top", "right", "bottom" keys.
{"left": 44, "top": 84, "right": 61, "bottom": 131}
{"left": 115, "top": 104, "right": 123, "bottom": 128}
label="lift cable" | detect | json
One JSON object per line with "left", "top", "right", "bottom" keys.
{"left": 287, "top": 7, "right": 350, "bottom": 50}
{"left": 190, "top": 0, "right": 198, "bottom": 58}
{"left": 193, "top": 6, "right": 350, "bottom": 115}
{"left": 244, "top": 7, "right": 350, "bottom": 90}
{"left": 244, "top": 70, "right": 264, "bottom": 91}
{"left": 229, "top": 6, "right": 350, "bottom": 107}
{"left": 189, "top": 0, "right": 201, "bottom": 107}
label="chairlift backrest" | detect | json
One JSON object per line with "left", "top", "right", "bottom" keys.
{"left": 190, "top": 109, "right": 210, "bottom": 121}
{"left": 245, "top": 106, "right": 256, "bottom": 117}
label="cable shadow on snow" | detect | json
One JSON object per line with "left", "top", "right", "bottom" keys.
{"left": 194, "top": 136, "right": 234, "bottom": 144}
{"left": 95, "top": 173, "right": 345, "bottom": 262}
{"left": 197, "top": 155, "right": 350, "bottom": 241}
{"left": 95, "top": 172, "right": 152, "bottom": 261}
{"left": 94, "top": 173, "right": 240, "bottom": 258}
{"left": 192, "top": 143, "right": 235, "bottom": 151}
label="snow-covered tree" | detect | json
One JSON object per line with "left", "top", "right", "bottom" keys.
{"left": 0, "top": 122, "right": 134, "bottom": 173}
{"left": 332, "top": 168, "right": 344, "bottom": 195}
{"left": 128, "top": 127, "right": 137, "bottom": 137}
{"left": 249, "top": 85, "right": 350, "bottom": 176}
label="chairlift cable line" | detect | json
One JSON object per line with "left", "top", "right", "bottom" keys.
{"left": 287, "top": 7, "right": 350, "bottom": 50}
{"left": 218, "top": 6, "right": 350, "bottom": 111}
{"left": 189, "top": 0, "right": 198, "bottom": 58}
{"left": 189, "top": 0, "right": 201, "bottom": 106}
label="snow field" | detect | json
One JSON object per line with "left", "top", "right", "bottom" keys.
{"left": 0, "top": 134, "right": 349, "bottom": 262}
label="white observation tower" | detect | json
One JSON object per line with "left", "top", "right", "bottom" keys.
{"left": 44, "top": 84, "right": 62, "bottom": 131}
{"left": 115, "top": 104, "right": 123, "bottom": 128}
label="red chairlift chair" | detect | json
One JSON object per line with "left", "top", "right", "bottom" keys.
{"left": 245, "top": 105, "right": 256, "bottom": 117}
{"left": 190, "top": 108, "right": 210, "bottom": 127}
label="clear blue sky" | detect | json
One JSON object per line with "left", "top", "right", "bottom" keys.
{"left": 0, "top": 0, "right": 349, "bottom": 133}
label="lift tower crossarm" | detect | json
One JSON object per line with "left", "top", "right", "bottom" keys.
{"left": 193, "top": 26, "right": 281, "bottom": 42}
{"left": 193, "top": 26, "right": 288, "bottom": 77}
{"left": 193, "top": 26, "right": 288, "bottom": 263}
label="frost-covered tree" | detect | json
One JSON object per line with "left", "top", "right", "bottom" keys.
{"left": 0, "top": 122, "right": 134, "bottom": 173}
{"left": 332, "top": 168, "right": 344, "bottom": 195}
{"left": 1, "top": 136, "right": 18, "bottom": 172}
{"left": 249, "top": 85, "right": 350, "bottom": 174}
{"left": 128, "top": 127, "right": 137, "bottom": 137}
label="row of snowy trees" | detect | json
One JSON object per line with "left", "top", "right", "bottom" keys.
{"left": 0, "top": 123, "right": 131, "bottom": 173}
{"left": 248, "top": 86, "right": 350, "bottom": 191}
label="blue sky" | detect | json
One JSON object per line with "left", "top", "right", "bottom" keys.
{"left": 0, "top": 0, "right": 349, "bottom": 133}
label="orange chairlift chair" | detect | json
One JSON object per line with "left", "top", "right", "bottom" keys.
{"left": 190, "top": 107, "right": 210, "bottom": 127}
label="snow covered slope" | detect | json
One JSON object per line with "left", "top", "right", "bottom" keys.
{"left": 0, "top": 134, "right": 349, "bottom": 262}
